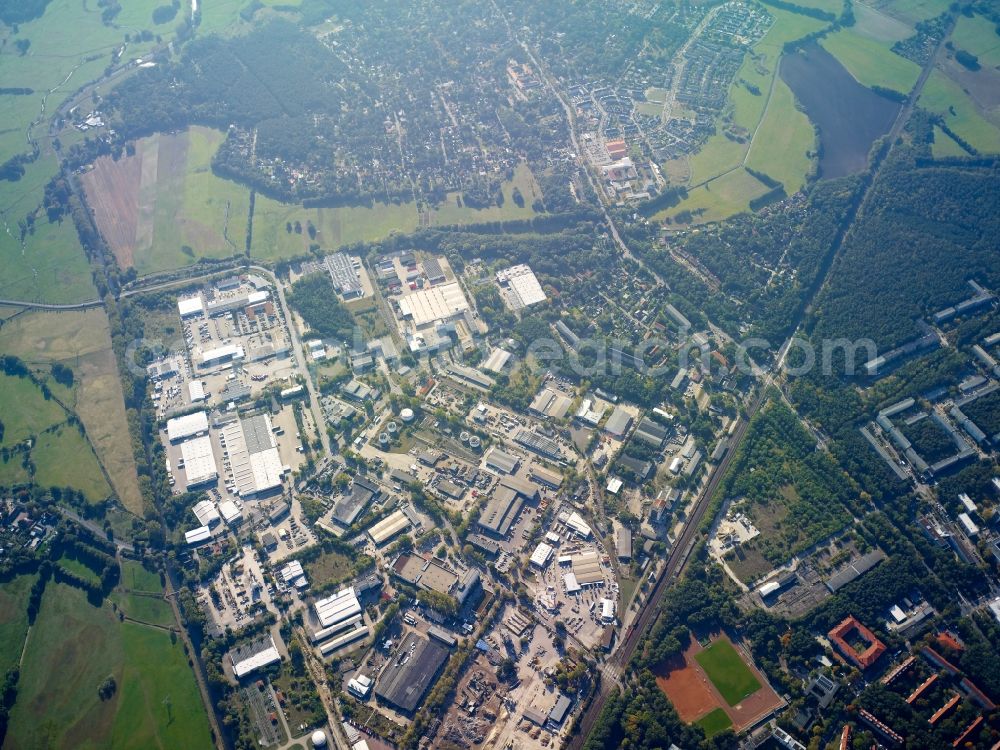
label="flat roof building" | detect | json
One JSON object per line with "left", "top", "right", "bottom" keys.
{"left": 530, "top": 542, "right": 554, "bottom": 568}
{"left": 315, "top": 587, "right": 361, "bottom": 629}
{"left": 166, "top": 411, "right": 209, "bottom": 443}
{"left": 484, "top": 448, "right": 520, "bottom": 475}
{"left": 367, "top": 509, "right": 411, "bottom": 546}
{"left": 332, "top": 477, "right": 381, "bottom": 527}
{"left": 482, "top": 348, "right": 512, "bottom": 373}
{"left": 616, "top": 527, "right": 632, "bottom": 560}
{"left": 198, "top": 343, "right": 245, "bottom": 370}
{"left": 497, "top": 264, "right": 546, "bottom": 309}
{"left": 185, "top": 525, "right": 212, "bottom": 546}
{"left": 514, "top": 429, "right": 562, "bottom": 461}
{"left": 604, "top": 406, "right": 633, "bottom": 437}
{"left": 397, "top": 282, "right": 470, "bottom": 328}
{"left": 530, "top": 464, "right": 563, "bottom": 489}
{"left": 219, "top": 413, "right": 284, "bottom": 497}
{"left": 181, "top": 435, "right": 218, "bottom": 488}
{"left": 478, "top": 486, "right": 523, "bottom": 537}
{"left": 218, "top": 498, "right": 242, "bottom": 525}
{"left": 374, "top": 632, "right": 449, "bottom": 714}
{"left": 192, "top": 498, "right": 220, "bottom": 528}
{"left": 178, "top": 295, "right": 204, "bottom": 318}
{"left": 231, "top": 635, "right": 282, "bottom": 679}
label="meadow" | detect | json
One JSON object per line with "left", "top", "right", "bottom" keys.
{"left": 0, "top": 573, "right": 38, "bottom": 674}
{"left": 4, "top": 581, "right": 212, "bottom": 750}
{"left": 919, "top": 70, "right": 1000, "bottom": 154}
{"left": 820, "top": 27, "right": 921, "bottom": 94}
{"left": 0, "top": 309, "right": 143, "bottom": 512}
{"left": 744, "top": 76, "right": 816, "bottom": 194}
{"left": 951, "top": 11, "right": 1000, "bottom": 69}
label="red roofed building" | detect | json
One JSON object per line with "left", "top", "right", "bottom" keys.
{"left": 605, "top": 139, "right": 627, "bottom": 161}
{"left": 828, "top": 616, "right": 886, "bottom": 669}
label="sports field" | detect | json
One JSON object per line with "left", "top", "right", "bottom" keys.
{"left": 4, "top": 581, "right": 212, "bottom": 750}
{"left": 696, "top": 707, "right": 733, "bottom": 737}
{"left": 695, "top": 638, "right": 762, "bottom": 705}
{"left": 655, "top": 633, "right": 782, "bottom": 734}
{"left": 0, "top": 309, "right": 144, "bottom": 512}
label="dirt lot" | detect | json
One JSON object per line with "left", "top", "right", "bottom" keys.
{"left": 654, "top": 633, "right": 784, "bottom": 733}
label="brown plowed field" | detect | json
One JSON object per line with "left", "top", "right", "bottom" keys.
{"left": 81, "top": 149, "right": 142, "bottom": 268}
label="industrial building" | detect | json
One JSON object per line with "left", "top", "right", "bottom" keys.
{"left": 423, "top": 257, "right": 446, "bottom": 284}
{"left": 496, "top": 264, "right": 547, "bottom": 310}
{"left": 604, "top": 406, "right": 633, "bottom": 437}
{"left": 332, "top": 477, "right": 381, "bottom": 527}
{"left": 530, "top": 542, "right": 554, "bottom": 568}
{"left": 478, "top": 485, "right": 524, "bottom": 537}
{"left": 280, "top": 560, "right": 308, "bottom": 589}
{"left": 375, "top": 632, "right": 449, "bottom": 714}
{"left": 218, "top": 498, "right": 242, "bottom": 525}
{"left": 514, "top": 429, "right": 563, "bottom": 461}
{"left": 633, "top": 417, "right": 668, "bottom": 447}
{"left": 392, "top": 553, "right": 459, "bottom": 595}
{"left": 198, "top": 343, "right": 246, "bottom": 371}
{"left": 166, "top": 411, "right": 209, "bottom": 443}
{"left": 482, "top": 348, "right": 512, "bottom": 373}
{"left": 616, "top": 527, "right": 632, "bottom": 560}
{"left": 178, "top": 295, "right": 204, "bottom": 318}
{"left": 484, "top": 447, "right": 520, "bottom": 475}
{"left": 569, "top": 548, "right": 604, "bottom": 585}
{"left": 185, "top": 526, "right": 212, "bottom": 545}
{"left": 231, "top": 635, "right": 282, "bottom": 679}
{"left": 397, "top": 282, "right": 470, "bottom": 328}
{"left": 367, "top": 509, "right": 411, "bottom": 546}
{"left": 529, "top": 387, "right": 573, "bottom": 419}
{"left": 529, "top": 464, "right": 563, "bottom": 489}
{"left": 314, "top": 587, "right": 362, "bottom": 629}
{"left": 323, "top": 252, "right": 364, "bottom": 299}
{"left": 192, "top": 498, "right": 221, "bottom": 528}
{"left": 218, "top": 413, "right": 285, "bottom": 497}
{"left": 563, "top": 511, "right": 593, "bottom": 539}
{"left": 347, "top": 674, "right": 373, "bottom": 699}
{"left": 825, "top": 550, "right": 886, "bottom": 593}
{"left": 180, "top": 436, "right": 219, "bottom": 488}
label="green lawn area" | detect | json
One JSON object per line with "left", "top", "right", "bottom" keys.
{"left": 0, "top": 573, "right": 38, "bottom": 674}
{"left": 694, "top": 639, "right": 762, "bottom": 706}
{"left": 58, "top": 555, "right": 104, "bottom": 587}
{"left": 918, "top": 70, "right": 1000, "bottom": 154}
{"left": 0, "top": 373, "right": 68, "bottom": 447}
{"left": 951, "top": 12, "right": 1000, "bottom": 69}
{"left": 112, "top": 592, "right": 176, "bottom": 628}
{"left": 745, "top": 76, "right": 816, "bottom": 194}
{"left": 253, "top": 162, "right": 542, "bottom": 261}
{"left": 696, "top": 707, "right": 733, "bottom": 737}
{"left": 820, "top": 27, "right": 922, "bottom": 93}
{"left": 120, "top": 560, "right": 163, "bottom": 594}
{"left": 32, "top": 423, "right": 112, "bottom": 502}
{"left": 931, "top": 125, "right": 970, "bottom": 157}
{"left": 5, "top": 582, "right": 212, "bottom": 750}
{"left": 686, "top": 7, "right": 828, "bottom": 186}
{"left": 658, "top": 168, "right": 770, "bottom": 225}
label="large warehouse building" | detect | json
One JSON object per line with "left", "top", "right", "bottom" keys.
{"left": 180, "top": 435, "right": 219, "bottom": 488}
{"left": 375, "top": 632, "right": 449, "bottom": 714}
{"left": 397, "top": 282, "right": 470, "bottom": 328}
{"left": 219, "top": 413, "right": 285, "bottom": 497}
{"left": 166, "top": 411, "right": 209, "bottom": 443}
{"left": 314, "top": 587, "right": 362, "bottom": 629}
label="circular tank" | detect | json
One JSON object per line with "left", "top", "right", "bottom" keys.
{"left": 400, "top": 408, "right": 415, "bottom": 423}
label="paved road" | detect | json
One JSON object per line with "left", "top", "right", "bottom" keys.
{"left": 0, "top": 297, "right": 102, "bottom": 310}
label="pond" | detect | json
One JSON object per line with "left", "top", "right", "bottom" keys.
{"left": 780, "top": 42, "right": 901, "bottom": 179}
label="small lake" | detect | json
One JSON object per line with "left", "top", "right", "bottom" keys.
{"left": 780, "top": 42, "right": 901, "bottom": 179}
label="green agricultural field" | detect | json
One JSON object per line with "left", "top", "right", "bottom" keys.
{"left": 820, "top": 28, "right": 921, "bottom": 93}
{"left": 695, "top": 639, "right": 762, "bottom": 706}
{"left": 951, "top": 12, "right": 1000, "bottom": 69}
{"left": 919, "top": 70, "right": 1000, "bottom": 154}
{"left": 875, "top": 0, "right": 952, "bottom": 24}
{"left": 112, "top": 592, "right": 175, "bottom": 628}
{"left": 0, "top": 573, "right": 38, "bottom": 674}
{"left": 33, "top": 423, "right": 112, "bottom": 502}
{"left": 138, "top": 127, "right": 250, "bottom": 274}
{"left": 196, "top": 0, "right": 255, "bottom": 34}
{"left": 851, "top": 1, "right": 915, "bottom": 44}
{"left": 0, "top": 373, "right": 68, "bottom": 446}
{"left": 5, "top": 582, "right": 212, "bottom": 750}
{"left": 745, "top": 76, "right": 816, "bottom": 194}
{"left": 686, "top": 7, "right": 828, "bottom": 187}
{"left": 931, "top": 125, "right": 970, "bottom": 157}
{"left": 659, "top": 168, "right": 770, "bottom": 225}
{"left": 0, "top": 156, "right": 98, "bottom": 304}
{"left": 696, "top": 707, "right": 733, "bottom": 737}
{"left": 0, "top": 309, "right": 144, "bottom": 513}
{"left": 120, "top": 560, "right": 163, "bottom": 594}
